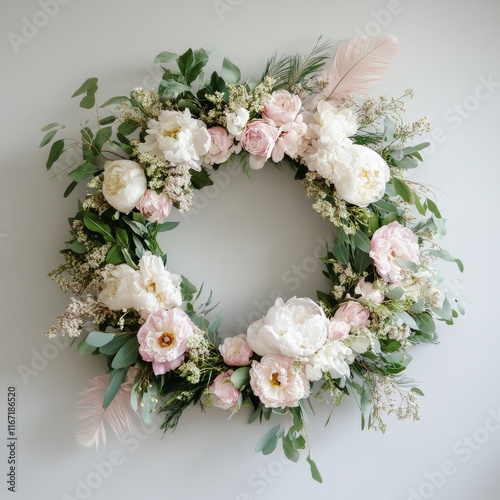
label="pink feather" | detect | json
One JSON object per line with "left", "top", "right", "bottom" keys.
{"left": 321, "top": 35, "right": 400, "bottom": 101}
{"left": 74, "top": 374, "right": 138, "bottom": 448}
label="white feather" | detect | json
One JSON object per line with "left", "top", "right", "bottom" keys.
{"left": 321, "top": 35, "right": 400, "bottom": 101}
{"left": 75, "top": 374, "right": 138, "bottom": 449}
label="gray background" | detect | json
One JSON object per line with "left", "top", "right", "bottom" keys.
{"left": 1, "top": 0, "right": 499, "bottom": 499}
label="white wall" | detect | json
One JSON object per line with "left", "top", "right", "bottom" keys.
{"left": 1, "top": 1, "right": 499, "bottom": 499}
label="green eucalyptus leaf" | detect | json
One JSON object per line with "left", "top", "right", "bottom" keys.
{"left": 40, "top": 129, "right": 58, "bottom": 147}
{"left": 103, "top": 368, "right": 128, "bottom": 409}
{"left": 157, "top": 221, "right": 180, "bottom": 232}
{"left": 69, "top": 162, "right": 101, "bottom": 182}
{"left": 77, "top": 339, "right": 97, "bottom": 355}
{"left": 46, "top": 139, "right": 64, "bottom": 170}
{"left": 86, "top": 331, "right": 116, "bottom": 347}
{"left": 222, "top": 57, "right": 241, "bottom": 84}
{"left": 101, "top": 96, "right": 129, "bottom": 107}
{"left": 392, "top": 177, "right": 414, "bottom": 203}
{"left": 70, "top": 240, "right": 87, "bottom": 254}
{"left": 255, "top": 425, "right": 280, "bottom": 455}
{"left": 307, "top": 455, "right": 323, "bottom": 483}
{"left": 283, "top": 433, "right": 300, "bottom": 463}
{"left": 71, "top": 77, "right": 98, "bottom": 98}
{"left": 111, "top": 337, "right": 139, "bottom": 369}
{"left": 207, "top": 310, "right": 224, "bottom": 337}
{"left": 154, "top": 51, "right": 178, "bottom": 64}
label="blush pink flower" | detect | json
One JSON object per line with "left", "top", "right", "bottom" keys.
{"left": 240, "top": 119, "right": 279, "bottom": 169}
{"left": 355, "top": 278, "right": 384, "bottom": 304}
{"left": 210, "top": 371, "right": 240, "bottom": 410}
{"left": 204, "top": 126, "right": 237, "bottom": 165}
{"left": 262, "top": 90, "right": 302, "bottom": 126}
{"left": 137, "top": 190, "right": 172, "bottom": 223}
{"left": 328, "top": 319, "right": 351, "bottom": 341}
{"left": 219, "top": 334, "right": 253, "bottom": 366}
{"left": 370, "top": 221, "right": 421, "bottom": 283}
{"left": 334, "top": 301, "right": 369, "bottom": 329}
{"left": 137, "top": 308, "right": 196, "bottom": 375}
{"left": 249, "top": 354, "right": 310, "bottom": 409}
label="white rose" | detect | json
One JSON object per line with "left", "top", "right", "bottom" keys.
{"left": 102, "top": 160, "right": 147, "bottom": 214}
{"left": 226, "top": 107, "right": 249, "bottom": 140}
{"left": 346, "top": 327, "right": 373, "bottom": 354}
{"left": 99, "top": 264, "right": 138, "bottom": 310}
{"left": 137, "top": 109, "right": 210, "bottom": 171}
{"left": 246, "top": 297, "right": 329, "bottom": 357}
{"left": 131, "top": 252, "right": 182, "bottom": 318}
{"left": 333, "top": 144, "right": 390, "bottom": 207}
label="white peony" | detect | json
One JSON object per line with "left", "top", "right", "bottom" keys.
{"left": 99, "top": 264, "right": 138, "bottom": 311}
{"left": 137, "top": 109, "right": 211, "bottom": 170}
{"left": 345, "top": 328, "right": 373, "bottom": 354}
{"left": 226, "top": 107, "right": 250, "bottom": 140}
{"left": 333, "top": 144, "right": 390, "bottom": 207}
{"left": 131, "top": 252, "right": 182, "bottom": 318}
{"left": 246, "top": 297, "right": 329, "bottom": 357}
{"left": 304, "top": 340, "right": 354, "bottom": 381}
{"left": 102, "top": 160, "right": 147, "bottom": 214}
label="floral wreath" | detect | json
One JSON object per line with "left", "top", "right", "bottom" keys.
{"left": 42, "top": 36, "right": 463, "bottom": 482}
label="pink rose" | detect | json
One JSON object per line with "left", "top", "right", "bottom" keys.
{"left": 249, "top": 354, "right": 310, "bottom": 409}
{"left": 137, "top": 190, "right": 172, "bottom": 223}
{"left": 355, "top": 278, "right": 384, "bottom": 304}
{"left": 370, "top": 221, "right": 420, "bottom": 283}
{"left": 204, "top": 126, "right": 236, "bottom": 165}
{"left": 240, "top": 119, "right": 279, "bottom": 169}
{"left": 219, "top": 334, "right": 253, "bottom": 366}
{"left": 137, "top": 308, "right": 196, "bottom": 375}
{"left": 210, "top": 371, "right": 240, "bottom": 410}
{"left": 262, "top": 90, "right": 302, "bottom": 126}
{"left": 328, "top": 319, "right": 351, "bottom": 341}
{"left": 334, "top": 301, "right": 369, "bottom": 329}
{"left": 272, "top": 119, "right": 308, "bottom": 162}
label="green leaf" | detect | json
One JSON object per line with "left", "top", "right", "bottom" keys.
{"left": 40, "top": 129, "right": 58, "bottom": 147}
{"left": 122, "top": 247, "right": 139, "bottom": 269}
{"left": 94, "top": 127, "right": 113, "bottom": 152}
{"left": 157, "top": 221, "right": 180, "bottom": 232}
{"left": 392, "top": 177, "right": 414, "bottom": 203}
{"left": 332, "top": 241, "right": 349, "bottom": 265}
{"left": 395, "top": 311, "right": 419, "bottom": 330}
{"left": 411, "top": 387, "right": 425, "bottom": 396}
{"left": 207, "top": 310, "right": 224, "bottom": 337}
{"left": 222, "top": 57, "right": 241, "bottom": 84}
{"left": 384, "top": 117, "right": 394, "bottom": 143}
{"left": 70, "top": 240, "right": 87, "bottom": 254}
{"left": 86, "top": 331, "right": 116, "bottom": 348}
{"left": 190, "top": 168, "right": 213, "bottom": 189}
{"left": 230, "top": 366, "right": 250, "bottom": 390}
{"left": 77, "top": 339, "right": 97, "bottom": 355}
{"left": 46, "top": 139, "right": 64, "bottom": 170}
{"left": 106, "top": 244, "right": 125, "bottom": 264}
{"left": 80, "top": 94, "right": 96, "bottom": 109}
{"left": 103, "top": 368, "right": 128, "bottom": 408}
{"left": 180, "top": 276, "right": 197, "bottom": 300}
{"left": 283, "top": 432, "right": 300, "bottom": 463}
{"left": 351, "top": 230, "right": 371, "bottom": 253}
{"left": 111, "top": 337, "right": 139, "bottom": 369}
{"left": 414, "top": 312, "right": 436, "bottom": 334}
{"left": 414, "top": 195, "right": 427, "bottom": 216}
{"left": 41, "top": 122, "right": 60, "bottom": 132}
{"left": 99, "top": 115, "right": 117, "bottom": 126}
{"left": 381, "top": 340, "right": 401, "bottom": 353}
{"left": 255, "top": 425, "right": 280, "bottom": 455}
{"left": 385, "top": 286, "right": 404, "bottom": 300}
{"left": 123, "top": 218, "right": 147, "bottom": 236}
{"left": 401, "top": 142, "right": 430, "bottom": 155}
{"left": 115, "top": 227, "right": 129, "bottom": 247}
{"left": 118, "top": 121, "right": 140, "bottom": 136}
{"left": 83, "top": 211, "right": 114, "bottom": 242}
{"left": 154, "top": 51, "right": 178, "bottom": 64}
{"left": 426, "top": 198, "right": 442, "bottom": 218}
{"left": 394, "top": 257, "right": 419, "bottom": 272}
{"left": 159, "top": 80, "right": 191, "bottom": 97}
{"left": 71, "top": 77, "right": 98, "bottom": 98}
{"left": 69, "top": 162, "right": 101, "bottom": 182}
{"left": 428, "top": 249, "right": 464, "bottom": 272}
{"left": 99, "top": 334, "right": 130, "bottom": 355}
{"left": 101, "top": 96, "right": 129, "bottom": 107}
{"left": 307, "top": 455, "right": 323, "bottom": 483}
{"left": 64, "top": 181, "right": 78, "bottom": 198}
{"left": 394, "top": 156, "right": 418, "bottom": 169}
{"left": 141, "top": 385, "right": 158, "bottom": 425}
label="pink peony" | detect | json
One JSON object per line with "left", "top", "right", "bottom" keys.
{"left": 334, "top": 301, "right": 369, "bottom": 329}
{"left": 137, "top": 308, "right": 196, "bottom": 375}
{"left": 240, "top": 119, "right": 280, "bottom": 169}
{"left": 204, "top": 126, "right": 236, "bottom": 165}
{"left": 249, "top": 354, "right": 310, "bottom": 409}
{"left": 370, "top": 221, "right": 420, "bottom": 283}
{"left": 262, "top": 90, "right": 302, "bottom": 126}
{"left": 271, "top": 119, "right": 308, "bottom": 162}
{"left": 137, "top": 190, "right": 172, "bottom": 223}
{"left": 328, "top": 319, "right": 351, "bottom": 341}
{"left": 210, "top": 371, "right": 240, "bottom": 410}
{"left": 219, "top": 334, "right": 253, "bottom": 366}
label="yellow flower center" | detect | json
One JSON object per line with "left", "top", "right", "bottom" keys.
{"left": 270, "top": 372, "right": 281, "bottom": 387}
{"left": 158, "top": 332, "right": 175, "bottom": 348}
